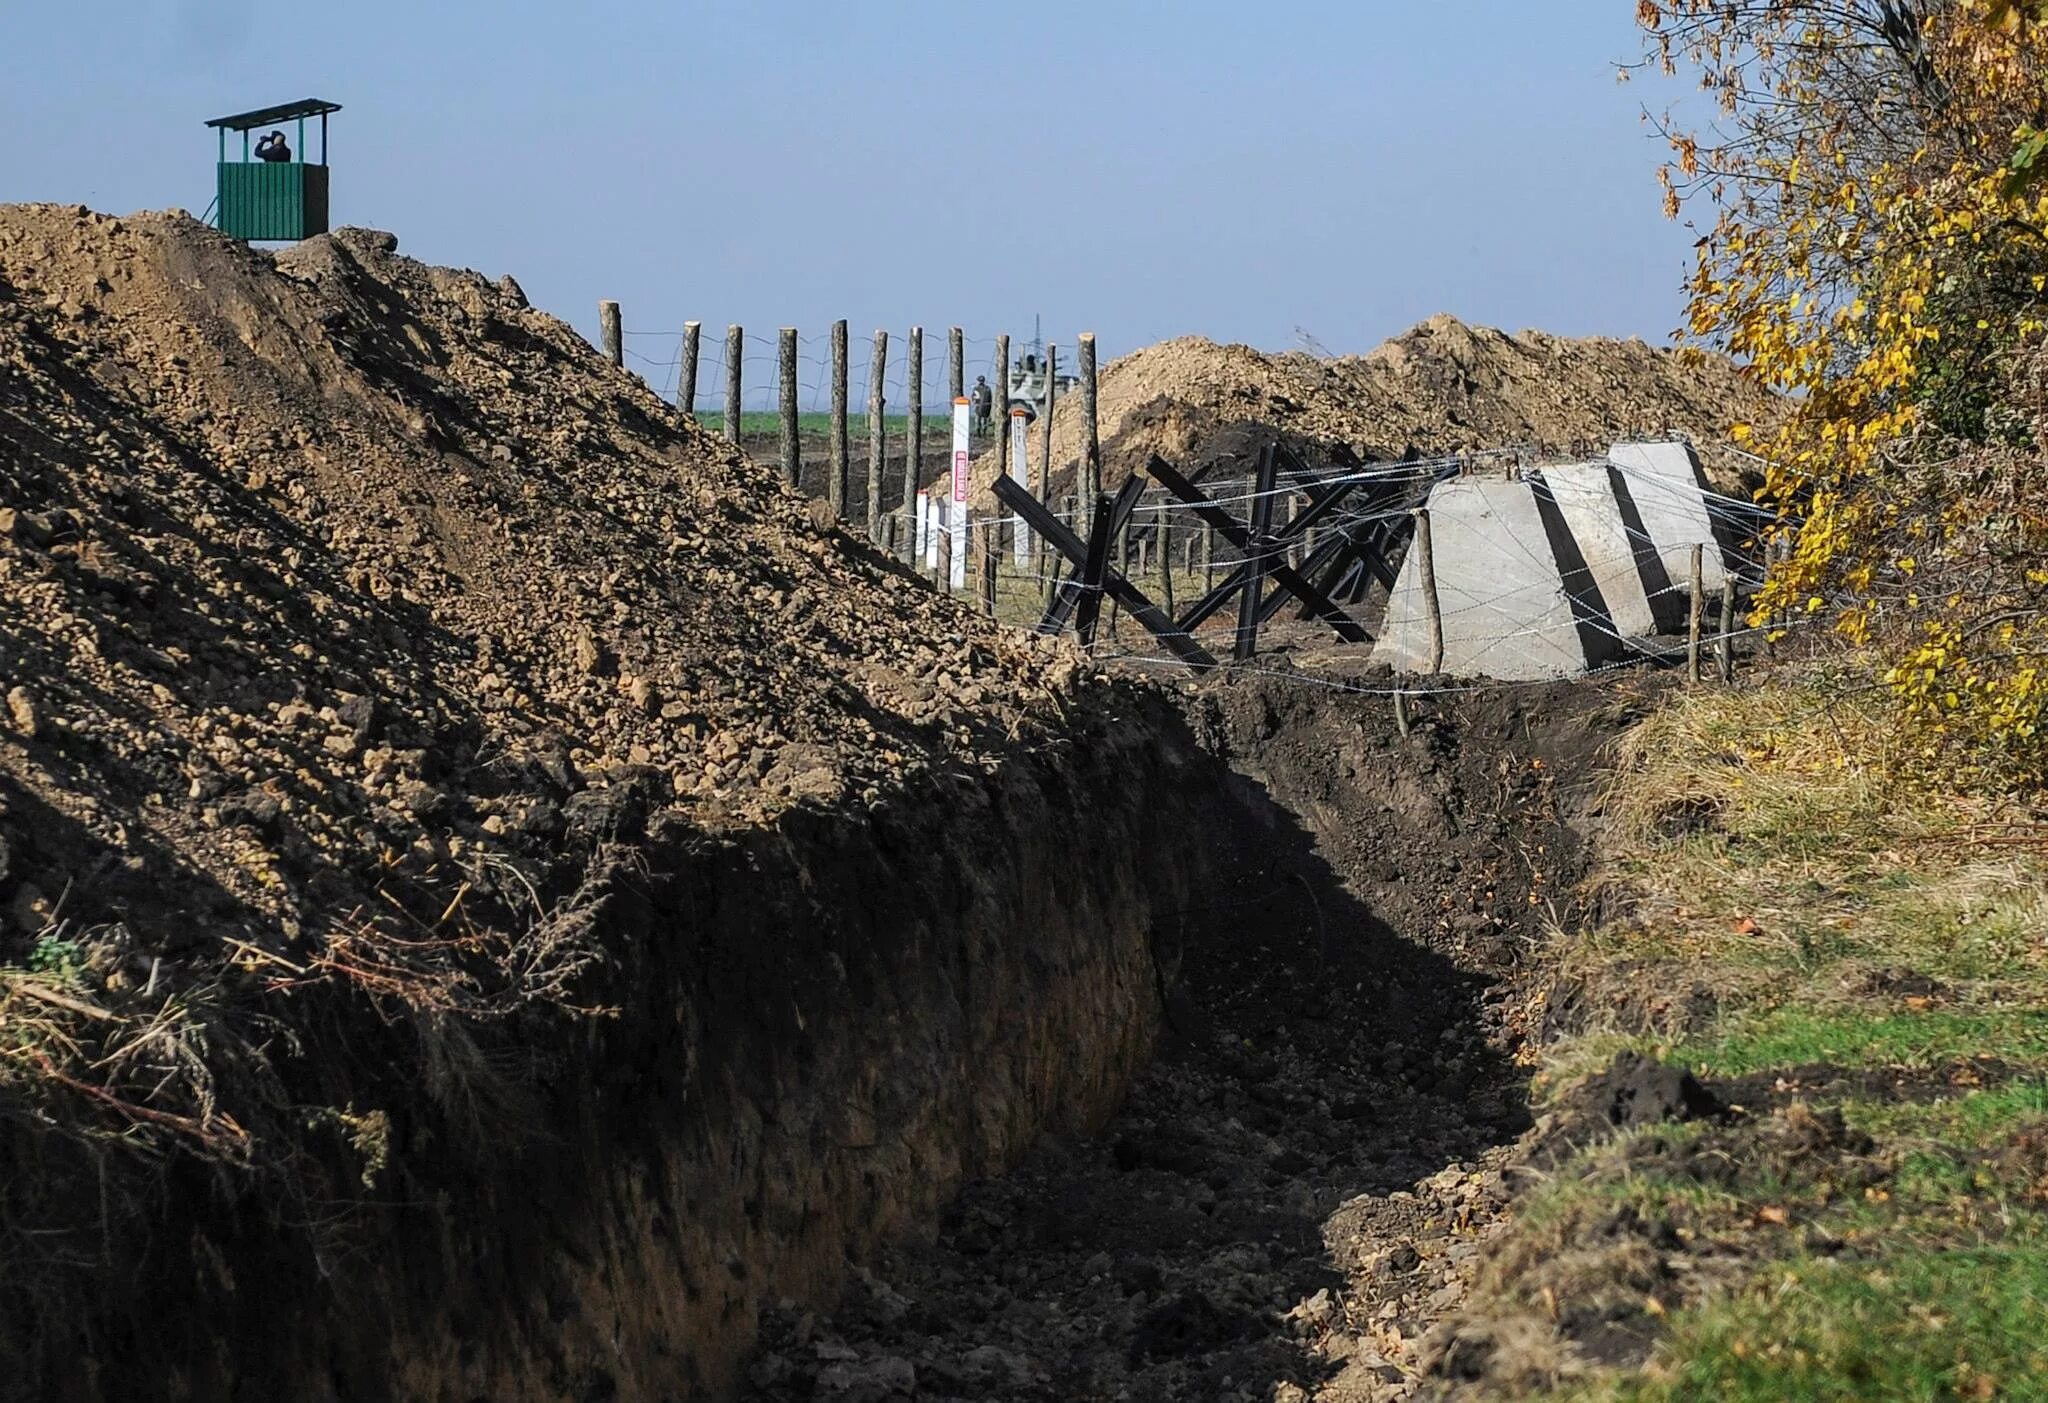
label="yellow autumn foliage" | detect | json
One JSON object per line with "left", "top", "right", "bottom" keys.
{"left": 1642, "top": 0, "right": 2048, "bottom": 780}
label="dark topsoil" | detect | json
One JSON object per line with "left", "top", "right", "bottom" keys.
{"left": 740, "top": 673, "right": 1650, "bottom": 1403}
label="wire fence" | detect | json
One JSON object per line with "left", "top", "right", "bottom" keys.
{"left": 605, "top": 309, "right": 1791, "bottom": 700}
{"left": 621, "top": 325, "right": 1021, "bottom": 418}
{"left": 899, "top": 438, "right": 1794, "bottom": 700}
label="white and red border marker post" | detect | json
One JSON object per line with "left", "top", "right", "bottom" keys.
{"left": 950, "top": 397, "right": 971, "bottom": 591}
{"left": 1010, "top": 406, "right": 1031, "bottom": 569}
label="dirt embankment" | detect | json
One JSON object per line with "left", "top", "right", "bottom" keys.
{"left": 952, "top": 320, "right": 1774, "bottom": 505}
{"left": 0, "top": 205, "right": 1233, "bottom": 1400}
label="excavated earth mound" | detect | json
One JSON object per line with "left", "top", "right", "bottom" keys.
{"left": 0, "top": 202, "right": 1079, "bottom": 1031}
{"left": 0, "top": 204, "right": 1111, "bottom": 1397}
{"left": 957, "top": 319, "right": 1774, "bottom": 504}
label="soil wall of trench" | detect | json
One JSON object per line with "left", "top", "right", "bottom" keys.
{"left": 25, "top": 671, "right": 1613, "bottom": 1403}
{"left": 27, "top": 692, "right": 1227, "bottom": 1403}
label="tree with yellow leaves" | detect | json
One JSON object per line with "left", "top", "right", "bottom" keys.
{"left": 1640, "top": 0, "right": 2048, "bottom": 777}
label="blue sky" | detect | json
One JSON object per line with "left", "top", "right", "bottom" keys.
{"left": 1, "top": 2, "right": 1694, "bottom": 407}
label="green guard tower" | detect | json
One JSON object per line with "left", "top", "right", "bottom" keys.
{"left": 205, "top": 98, "right": 341, "bottom": 242}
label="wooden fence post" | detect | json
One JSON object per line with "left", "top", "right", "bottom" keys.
{"left": 1078, "top": 332, "right": 1100, "bottom": 502}
{"left": 980, "top": 518, "right": 998, "bottom": 617}
{"left": 724, "top": 324, "right": 743, "bottom": 444}
{"left": 1112, "top": 511, "right": 1133, "bottom": 641}
{"left": 1688, "top": 543, "right": 1705, "bottom": 684}
{"left": 1719, "top": 575, "right": 1738, "bottom": 684}
{"left": 867, "top": 329, "right": 889, "bottom": 543}
{"left": 599, "top": 300, "right": 622, "bottom": 367}
{"left": 1157, "top": 504, "right": 1175, "bottom": 617}
{"left": 1039, "top": 341, "right": 1058, "bottom": 582}
{"left": 993, "top": 332, "right": 1011, "bottom": 563}
{"left": 948, "top": 326, "right": 965, "bottom": 404}
{"left": 829, "top": 319, "right": 849, "bottom": 519}
{"left": 677, "top": 321, "right": 701, "bottom": 414}
{"left": 778, "top": 328, "right": 800, "bottom": 490}
{"left": 1049, "top": 491, "right": 1078, "bottom": 603}
{"left": 1414, "top": 508, "right": 1443, "bottom": 675}
{"left": 901, "top": 326, "right": 923, "bottom": 562}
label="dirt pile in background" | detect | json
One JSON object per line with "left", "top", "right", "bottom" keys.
{"left": 957, "top": 317, "right": 1773, "bottom": 503}
{"left": 0, "top": 204, "right": 1103, "bottom": 1394}
{"left": 0, "top": 201, "right": 1076, "bottom": 966}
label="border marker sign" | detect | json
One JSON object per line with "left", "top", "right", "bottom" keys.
{"left": 950, "top": 397, "right": 970, "bottom": 591}
{"left": 1010, "top": 407, "right": 1031, "bottom": 568}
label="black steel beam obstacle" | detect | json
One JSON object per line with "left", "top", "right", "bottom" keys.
{"left": 992, "top": 475, "right": 1219, "bottom": 671}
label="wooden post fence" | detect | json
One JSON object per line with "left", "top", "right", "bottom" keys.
{"left": 724, "top": 324, "right": 743, "bottom": 445}
{"left": 677, "top": 321, "right": 700, "bottom": 414}
{"left": 1157, "top": 503, "right": 1175, "bottom": 617}
{"left": 867, "top": 330, "right": 889, "bottom": 543}
{"left": 980, "top": 520, "right": 998, "bottom": 617}
{"left": 948, "top": 326, "right": 964, "bottom": 404}
{"left": 1719, "top": 575, "right": 1738, "bottom": 684}
{"left": 778, "top": 328, "right": 800, "bottom": 490}
{"left": 1039, "top": 341, "right": 1058, "bottom": 587}
{"left": 829, "top": 319, "right": 849, "bottom": 519}
{"left": 599, "top": 300, "right": 622, "bottom": 367}
{"left": 1078, "top": 332, "right": 1100, "bottom": 501}
{"left": 1414, "top": 507, "right": 1443, "bottom": 674}
{"left": 901, "top": 326, "right": 923, "bottom": 562}
{"left": 993, "top": 332, "right": 1011, "bottom": 562}
{"left": 1687, "top": 543, "right": 1705, "bottom": 684}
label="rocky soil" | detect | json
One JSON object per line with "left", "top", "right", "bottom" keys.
{"left": 0, "top": 203, "right": 1093, "bottom": 1003}
{"left": 954, "top": 319, "right": 1775, "bottom": 505}
{"left": 0, "top": 204, "right": 1104, "bottom": 1389}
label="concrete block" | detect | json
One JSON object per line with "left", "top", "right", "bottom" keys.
{"left": 1540, "top": 462, "right": 1657, "bottom": 641}
{"left": 1373, "top": 475, "right": 1620, "bottom": 681}
{"left": 1607, "top": 442, "right": 1725, "bottom": 615}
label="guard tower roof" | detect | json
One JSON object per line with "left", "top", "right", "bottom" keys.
{"left": 205, "top": 98, "right": 342, "bottom": 132}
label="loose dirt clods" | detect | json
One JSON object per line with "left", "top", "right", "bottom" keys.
{"left": 0, "top": 203, "right": 1100, "bottom": 1394}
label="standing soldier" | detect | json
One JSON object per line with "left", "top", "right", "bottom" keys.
{"left": 971, "top": 375, "right": 994, "bottom": 437}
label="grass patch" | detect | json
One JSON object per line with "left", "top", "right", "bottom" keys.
{"left": 1843, "top": 1080, "right": 2048, "bottom": 1147}
{"left": 1465, "top": 669, "right": 2048, "bottom": 1397}
{"left": 1597, "top": 1247, "right": 2048, "bottom": 1402}
{"left": 1676, "top": 1008, "right": 2048, "bottom": 1078}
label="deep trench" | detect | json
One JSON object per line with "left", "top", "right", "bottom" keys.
{"left": 16, "top": 674, "right": 1606, "bottom": 1403}
{"left": 724, "top": 675, "right": 1607, "bottom": 1403}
